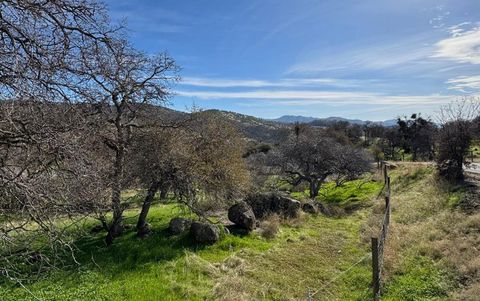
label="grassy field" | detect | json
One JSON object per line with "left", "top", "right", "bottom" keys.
{"left": 1, "top": 165, "right": 478, "bottom": 300}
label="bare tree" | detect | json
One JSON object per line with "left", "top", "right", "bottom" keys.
{"left": 67, "top": 36, "right": 179, "bottom": 244}
{"left": 0, "top": 101, "right": 110, "bottom": 283}
{"left": 272, "top": 126, "right": 371, "bottom": 199}
{"left": 0, "top": 0, "right": 118, "bottom": 281}
{"left": 0, "top": 0, "right": 116, "bottom": 100}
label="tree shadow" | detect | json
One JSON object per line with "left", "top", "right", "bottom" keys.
{"left": 59, "top": 222, "right": 210, "bottom": 280}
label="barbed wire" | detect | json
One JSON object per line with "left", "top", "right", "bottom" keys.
{"left": 308, "top": 252, "right": 372, "bottom": 299}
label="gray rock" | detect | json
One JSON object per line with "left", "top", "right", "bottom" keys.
{"left": 137, "top": 223, "right": 151, "bottom": 237}
{"left": 245, "top": 193, "right": 301, "bottom": 219}
{"left": 228, "top": 202, "right": 256, "bottom": 231}
{"left": 276, "top": 196, "right": 301, "bottom": 218}
{"left": 169, "top": 217, "right": 192, "bottom": 235}
{"left": 302, "top": 202, "right": 318, "bottom": 214}
{"left": 190, "top": 221, "right": 220, "bottom": 244}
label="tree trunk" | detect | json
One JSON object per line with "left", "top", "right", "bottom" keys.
{"left": 159, "top": 184, "right": 169, "bottom": 201}
{"left": 106, "top": 143, "right": 125, "bottom": 245}
{"left": 136, "top": 181, "right": 161, "bottom": 236}
{"left": 309, "top": 181, "right": 320, "bottom": 199}
{"left": 106, "top": 109, "right": 126, "bottom": 246}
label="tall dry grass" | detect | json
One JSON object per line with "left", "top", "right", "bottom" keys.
{"left": 373, "top": 163, "right": 480, "bottom": 300}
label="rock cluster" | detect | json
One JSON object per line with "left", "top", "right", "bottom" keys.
{"left": 244, "top": 193, "right": 301, "bottom": 219}
{"left": 168, "top": 193, "right": 310, "bottom": 245}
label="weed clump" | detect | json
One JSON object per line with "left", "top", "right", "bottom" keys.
{"left": 259, "top": 214, "right": 280, "bottom": 240}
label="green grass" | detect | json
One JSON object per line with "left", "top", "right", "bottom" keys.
{"left": 5, "top": 166, "right": 470, "bottom": 301}
{"left": 291, "top": 177, "right": 382, "bottom": 205}
{"left": 1, "top": 204, "right": 275, "bottom": 301}
{"left": 0, "top": 207, "right": 373, "bottom": 301}
{"left": 213, "top": 211, "right": 374, "bottom": 300}
{"left": 383, "top": 256, "right": 450, "bottom": 301}
{"left": 1, "top": 174, "right": 384, "bottom": 301}
{"left": 318, "top": 179, "right": 382, "bottom": 204}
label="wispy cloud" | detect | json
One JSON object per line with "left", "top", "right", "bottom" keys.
{"left": 286, "top": 34, "right": 434, "bottom": 75}
{"left": 432, "top": 26, "right": 480, "bottom": 64}
{"left": 446, "top": 75, "right": 480, "bottom": 92}
{"left": 176, "top": 89, "right": 462, "bottom": 106}
{"left": 447, "top": 22, "right": 472, "bottom": 37}
{"left": 180, "top": 77, "right": 365, "bottom": 88}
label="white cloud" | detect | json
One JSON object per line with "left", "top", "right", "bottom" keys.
{"left": 432, "top": 26, "right": 480, "bottom": 64}
{"left": 181, "top": 77, "right": 274, "bottom": 88}
{"left": 180, "top": 77, "right": 364, "bottom": 88}
{"left": 446, "top": 75, "right": 480, "bottom": 92}
{"left": 286, "top": 34, "right": 433, "bottom": 74}
{"left": 176, "top": 89, "right": 461, "bottom": 106}
{"left": 447, "top": 22, "right": 472, "bottom": 37}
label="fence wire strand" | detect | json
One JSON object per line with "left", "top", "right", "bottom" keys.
{"left": 307, "top": 162, "right": 392, "bottom": 301}
{"left": 309, "top": 253, "right": 372, "bottom": 299}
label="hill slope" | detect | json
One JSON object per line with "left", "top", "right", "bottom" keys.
{"left": 203, "top": 109, "right": 288, "bottom": 143}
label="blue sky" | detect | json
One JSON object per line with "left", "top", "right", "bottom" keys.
{"left": 105, "top": 0, "right": 480, "bottom": 120}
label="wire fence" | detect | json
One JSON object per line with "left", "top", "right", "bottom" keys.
{"left": 306, "top": 161, "right": 392, "bottom": 301}
{"left": 372, "top": 161, "right": 391, "bottom": 301}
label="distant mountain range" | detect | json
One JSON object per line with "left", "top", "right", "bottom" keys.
{"left": 139, "top": 107, "right": 398, "bottom": 143}
{"left": 270, "top": 115, "right": 397, "bottom": 127}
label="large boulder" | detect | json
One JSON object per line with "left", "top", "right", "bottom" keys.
{"left": 169, "top": 217, "right": 192, "bottom": 235}
{"left": 228, "top": 202, "right": 256, "bottom": 231}
{"left": 302, "top": 202, "right": 318, "bottom": 214}
{"left": 245, "top": 193, "right": 301, "bottom": 219}
{"left": 190, "top": 221, "right": 220, "bottom": 244}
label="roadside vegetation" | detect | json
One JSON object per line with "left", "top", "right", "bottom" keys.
{"left": 372, "top": 164, "right": 480, "bottom": 301}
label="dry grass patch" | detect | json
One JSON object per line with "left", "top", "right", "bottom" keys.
{"left": 376, "top": 164, "right": 480, "bottom": 300}
{"left": 213, "top": 212, "right": 372, "bottom": 301}
{"left": 259, "top": 214, "right": 281, "bottom": 240}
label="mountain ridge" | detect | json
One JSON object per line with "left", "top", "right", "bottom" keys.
{"left": 270, "top": 115, "right": 397, "bottom": 127}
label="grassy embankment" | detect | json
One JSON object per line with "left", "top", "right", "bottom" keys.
{"left": 379, "top": 164, "right": 480, "bottom": 301}
{"left": 1, "top": 164, "right": 478, "bottom": 300}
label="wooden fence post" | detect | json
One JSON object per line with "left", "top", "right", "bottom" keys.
{"left": 372, "top": 237, "right": 380, "bottom": 301}
{"left": 386, "top": 176, "right": 391, "bottom": 198}
{"left": 383, "top": 163, "right": 387, "bottom": 184}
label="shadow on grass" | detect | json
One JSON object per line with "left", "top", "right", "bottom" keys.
{"left": 71, "top": 224, "right": 210, "bottom": 279}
